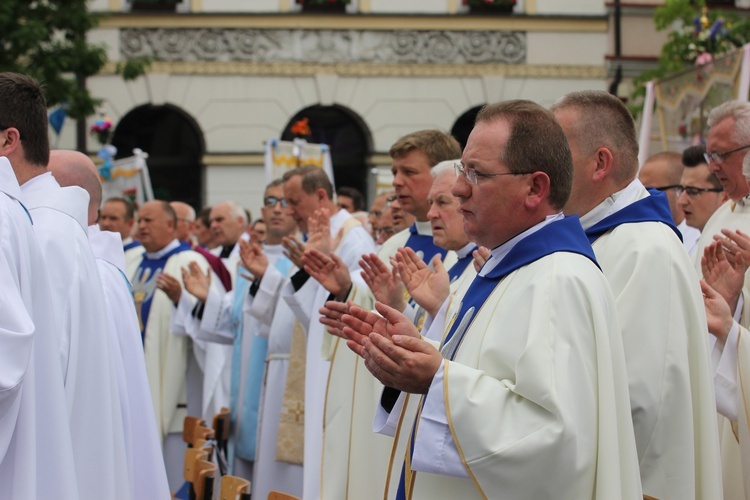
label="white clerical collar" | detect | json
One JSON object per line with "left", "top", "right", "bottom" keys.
{"left": 731, "top": 193, "right": 750, "bottom": 211}
{"left": 414, "top": 219, "right": 432, "bottom": 236}
{"left": 144, "top": 238, "right": 180, "bottom": 259}
{"left": 479, "top": 213, "right": 564, "bottom": 277}
{"left": 330, "top": 207, "right": 350, "bottom": 235}
{"left": 123, "top": 236, "right": 134, "bottom": 246}
{"left": 0, "top": 157, "right": 22, "bottom": 201}
{"left": 455, "top": 242, "right": 476, "bottom": 259}
{"left": 20, "top": 170, "right": 57, "bottom": 193}
{"left": 578, "top": 178, "right": 646, "bottom": 231}
{"left": 263, "top": 242, "right": 284, "bottom": 255}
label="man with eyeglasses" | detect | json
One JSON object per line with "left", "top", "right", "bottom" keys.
{"left": 552, "top": 90, "right": 722, "bottom": 500}
{"left": 341, "top": 100, "right": 640, "bottom": 499}
{"left": 639, "top": 151, "right": 702, "bottom": 254}
{"left": 676, "top": 146, "right": 728, "bottom": 255}
{"left": 178, "top": 179, "right": 299, "bottom": 491}
{"left": 696, "top": 101, "right": 750, "bottom": 500}
{"left": 693, "top": 102, "right": 750, "bottom": 266}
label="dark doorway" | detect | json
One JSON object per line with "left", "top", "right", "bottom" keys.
{"left": 451, "top": 105, "right": 483, "bottom": 151}
{"left": 281, "top": 105, "right": 372, "bottom": 205}
{"left": 111, "top": 104, "right": 205, "bottom": 209}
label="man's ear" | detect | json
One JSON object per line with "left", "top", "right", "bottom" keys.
{"left": 0, "top": 127, "right": 22, "bottom": 156}
{"left": 591, "top": 147, "right": 615, "bottom": 182}
{"left": 524, "top": 171, "right": 550, "bottom": 210}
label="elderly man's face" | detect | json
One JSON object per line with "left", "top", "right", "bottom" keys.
{"left": 452, "top": 119, "right": 528, "bottom": 249}
{"left": 706, "top": 116, "right": 750, "bottom": 201}
{"left": 137, "top": 201, "right": 175, "bottom": 253}
{"left": 210, "top": 203, "right": 245, "bottom": 247}
{"left": 427, "top": 172, "right": 469, "bottom": 251}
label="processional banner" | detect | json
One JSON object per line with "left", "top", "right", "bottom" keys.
{"left": 100, "top": 148, "right": 155, "bottom": 207}
{"left": 638, "top": 44, "right": 750, "bottom": 165}
{"left": 264, "top": 138, "right": 335, "bottom": 188}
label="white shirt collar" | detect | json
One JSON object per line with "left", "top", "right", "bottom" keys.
{"left": 455, "top": 242, "right": 476, "bottom": 259}
{"left": 414, "top": 219, "right": 432, "bottom": 236}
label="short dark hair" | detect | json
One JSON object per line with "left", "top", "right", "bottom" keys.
{"left": 389, "top": 129, "right": 462, "bottom": 167}
{"left": 682, "top": 145, "right": 722, "bottom": 189}
{"left": 197, "top": 206, "right": 212, "bottom": 226}
{"left": 105, "top": 196, "right": 137, "bottom": 222}
{"left": 682, "top": 145, "right": 707, "bottom": 167}
{"left": 282, "top": 165, "right": 334, "bottom": 199}
{"left": 0, "top": 72, "right": 50, "bottom": 167}
{"left": 551, "top": 90, "right": 639, "bottom": 184}
{"left": 475, "top": 100, "right": 574, "bottom": 210}
{"left": 337, "top": 186, "right": 365, "bottom": 211}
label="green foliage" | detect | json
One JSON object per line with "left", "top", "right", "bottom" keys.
{"left": 0, "top": 0, "right": 149, "bottom": 120}
{"left": 631, "top": 0, "right": 750, "bottom": 114}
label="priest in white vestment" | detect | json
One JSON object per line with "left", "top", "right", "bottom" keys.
{"left": 278, "top": 166, "right": 377, "bottom": 499}
{"left": 133, "top": 200, "right": 211, "bottom": 491}
{"left": 0, "top": 155, "right": 78, "bottom": 500}
{"left": 49, "top": 149, "right": 170, "bottom": 499}
{"left": 553, "top": 91, "right": 722, "bottom": 500}
{"left": 7, "top": 127, "right": 130, "bottom": 500}
{"left": 347, "top": 101, "right": 641, "bottom": 499}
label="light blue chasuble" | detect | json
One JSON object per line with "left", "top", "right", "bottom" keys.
{"left": 231, "top": 255, "right": 294, "bottom": 464}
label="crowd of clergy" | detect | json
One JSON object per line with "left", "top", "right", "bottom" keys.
{"left": 1, "top": 69, "right": 750, "bottom": 500}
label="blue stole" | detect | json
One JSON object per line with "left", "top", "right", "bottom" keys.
{"left": 585, "top": 189, "right": 681, "bottom": 244}
{"left": 134, "top": 241, "right": 191, "bottom": 341}
{"left": 404, "top": 223, "right": 447, "bottom": 263}
{"left": 396, "top": 216, "right": 597, "bottom": 500}
{"left": 124, "top": 239, "right": 142, "bottom": 252}
{"left": 447, "top": 246, "right": 477, "bottom": 284}
{"left": 231, "top": 255, "right": 293, "bottom": 463}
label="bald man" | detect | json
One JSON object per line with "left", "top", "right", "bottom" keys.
{"left": 50, "top": 150, "right": 170, "bottom": 499}
{"left": 639, "top": 151, "right": 701, "bottom": 254}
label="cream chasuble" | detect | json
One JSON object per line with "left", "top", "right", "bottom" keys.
{"left": 583, "top": 181, "right": 722, "bottom": 500}
{"left": 402, "top": 216, "right": 641, "bottom": 499}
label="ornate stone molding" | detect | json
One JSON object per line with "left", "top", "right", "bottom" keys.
{"left": 121, "top": 28, "right": 526, "bottom": 65}
{"left": 104, "top": 59, "right": 606, "bottom": 78}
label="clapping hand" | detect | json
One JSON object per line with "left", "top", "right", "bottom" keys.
{"left": 319, "top": 300, "right": 352, "bottom": 339}
{"left": 303, "top": 248, "right": 352, "bottom": 300}
{"left": 700, "top": 279, "right": 734, "bottom": 344}
{"left": 239, "top": 238, "right": 269, "bottom": 280}
{"left": 395, "top": 248, "right": 449, "bottom": 317}
{"left": 282, "top": 235, "right": 306, "bottom": 269}
{"left": 156, "top": 272, "right": 182, "bottom": 305}
{"left": 360, "top": 253, "right": 405, "bottom": 311}
{"left": 472, "top": 246, "right": 491, "bottom": 272}
{"left": 181, "top": 261, "right": 210, "bottom": 302}
{"left": 342, "top": 302, "right": 441, "bottom": 394}
{"left": 701, "top": 240, "right": 747, "bottom": 313}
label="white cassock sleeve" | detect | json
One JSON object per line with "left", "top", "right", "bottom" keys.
{"left": 0, "top": 244, "right": 35, "bottom": 454}
{"left": 246, "top": 264, "right": 287, "bottom": 333}
{"left": 712, "top": 322, "right": 740, "bottom": 422}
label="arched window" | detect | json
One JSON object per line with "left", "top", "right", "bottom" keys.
{"left": 112, "top": 104, "right": 205, "bottom": 208}
{"left": 281, "top": 104, "right": 372, "bottom": 205}
{"left": 451, "top": 105, "right": 483, "bottom": 151}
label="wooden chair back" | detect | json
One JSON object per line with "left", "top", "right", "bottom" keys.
{"left": 213, "top": 407, "right": 231, "bottom": 451}
{"left": 194, "top": 459, "right": 218, "bottom": 500}
{"left": 183, "top": 415, "right": 206, "bottom": 445}
{"left": 268, "top": 491, "right": 301, "bottom": 500}
{"left": 219, "top": 475, "right": 250, "bottom": 500}
{"left": 183, "top": 448, "right": 208, "bottom": 483}
{"left": 643, "top": 496, "right": 660, "bottom": 500}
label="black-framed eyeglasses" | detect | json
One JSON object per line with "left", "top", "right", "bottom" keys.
{"left": 454, "top": 161, "right": 529, "bottom": 185}
{"left": 704, "top": 144, "right": 750, "bottom": 165}
{"left": 264, "top": 196, "right": 288, "bottom": 208}
{"left": 675, "top": 185, "right": 724, "bottom": 197}
{"left": 650, "top": 185, "right": 681, "bottom": 192}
